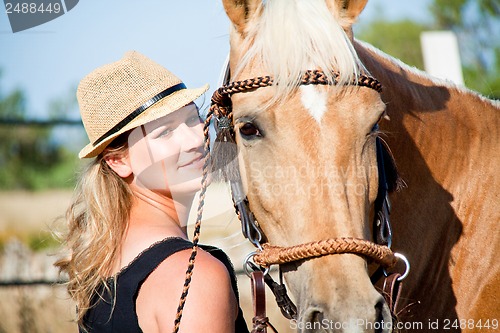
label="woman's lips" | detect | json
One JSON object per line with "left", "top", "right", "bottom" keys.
{"left": 178, "top": 155, "right": 204, "bottom": 169}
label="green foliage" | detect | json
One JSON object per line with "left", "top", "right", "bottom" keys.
{"left": 430, "top": 0, "right": 468, "bottom": 28}
{"left": 479, "top": 0, "right": 500, "bottom": 15}
{"left": 429, "top": 0, "right": 500, "bottom": 97}
{"left": 356, "top": 19, "right": 427, "bottom": 70}
{"left": 431, "top": 0, "right": 499, "bottom": 28}
{"left": 27, "top": 230, "right": 61, "bottom": 252}
{"left": 0, "top": 73, "right": 82, "bottom": 190}
{"left": 0, "top": 229, "right": 60, "bottom": 252}
{"left": 356, "top": 0, "right": 500, "bottom": 98}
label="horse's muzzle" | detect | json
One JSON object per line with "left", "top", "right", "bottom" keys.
{"left": 298, "top": 297, "right": 393, "bottom": 333}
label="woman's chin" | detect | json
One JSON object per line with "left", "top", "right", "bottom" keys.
{"left": 167, "top": 176, "right": 206, "bottom": 197}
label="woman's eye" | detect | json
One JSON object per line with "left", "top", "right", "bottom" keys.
{"left": 239, "top": 122, "right": 262, "bottom": 139}
{"left": 157, "top": 128, "right": 174, "bottom": 138}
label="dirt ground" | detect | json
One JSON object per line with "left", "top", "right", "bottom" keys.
{"left": 0, "top": 185, "right": 294, "bottom": 332}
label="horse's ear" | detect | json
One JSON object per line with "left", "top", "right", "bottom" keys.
{"left": 222, "top": 0, "right": 261, "bottom": 35}
{"left": 327, "top": 0, "right": 368, "bottom": 33}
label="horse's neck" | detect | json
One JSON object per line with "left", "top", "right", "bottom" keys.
{"left": 356, "top": 41, "right": 500, "bottom": 224}
{"left": 355, "top": 42, "right": 500, "bottom": 319}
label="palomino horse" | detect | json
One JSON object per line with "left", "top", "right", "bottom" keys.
{"left": 214, "top": 0, "right": 499, "bottom": 332}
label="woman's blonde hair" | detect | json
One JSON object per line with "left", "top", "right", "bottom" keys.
{"left": 54, "top": 134, "right": 132, "bottom": 327}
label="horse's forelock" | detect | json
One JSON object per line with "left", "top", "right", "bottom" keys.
{"left": 235, "top": 0, "right": 365, "bottom": 103}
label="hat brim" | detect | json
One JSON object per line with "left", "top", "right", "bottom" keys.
{"left": 78, "top": 84, "right": 209, "bottom": 159}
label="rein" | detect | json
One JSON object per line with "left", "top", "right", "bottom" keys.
{"left": 173, "top": 69, "right": 410, "bottom": 332}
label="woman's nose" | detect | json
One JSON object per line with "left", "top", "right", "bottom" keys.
{"left": 176, "top": 123, "right": 203, "bottom": 151}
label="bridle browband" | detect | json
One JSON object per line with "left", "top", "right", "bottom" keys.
{"left": 211, "top": 69, "right": 383, "bottom": 105}
{"left": 173, "top": 69, "right": 410, "bottom": 332}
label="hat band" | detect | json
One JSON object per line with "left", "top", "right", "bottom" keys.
{"left": 93, "top": 82, "right": 187, "bottom": 146}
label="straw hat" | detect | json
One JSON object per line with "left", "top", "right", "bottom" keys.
{"left": 77, "top": 51, "right": 209, "bottom": 158}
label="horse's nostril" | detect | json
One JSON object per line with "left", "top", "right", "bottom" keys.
{"left": 300, "top": 309, "right": 326, "bottom": 332}
{"left": 311, "top": 310, "right": 325, "bottom": 326}
{"left": 374, "top": 299, "right": 393, "bottom": 333}
{"left": 300, "top": 298, "right": 393, "bottom": 332}
{"left": 311, "top": 310, "right": 323, "bottom": 321}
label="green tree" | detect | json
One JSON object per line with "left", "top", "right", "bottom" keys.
{"left": 429, "top": 0, "right": 500, "bottom": 97}
{"left": 356, "top": 19, "right": 428, "bottom": 70}
{"left": 356, "top": 0, "right": 500, "bottom": 98}
{"left": 0, "top": 71, "right": 81, "bottom": 190}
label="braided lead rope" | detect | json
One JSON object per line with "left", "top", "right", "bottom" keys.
{"left": 253, "top": 237, "right": 397, "bottom": 268}
{"left": 172, "top": 109, "right": 215, "bottom": 333}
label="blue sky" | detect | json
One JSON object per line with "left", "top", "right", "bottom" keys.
{"left": 0, "top": 1, "right": 432, "bottom": 119}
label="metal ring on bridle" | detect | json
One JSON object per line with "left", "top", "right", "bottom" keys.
{"left": 244, "top": 251, "right": 270, "bottom": 277}
{"left": 394, "top": 253, "right": 410, "bottom": 281}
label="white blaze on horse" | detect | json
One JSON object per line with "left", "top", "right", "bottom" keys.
{"left": 213, "top": 0, "right": 499, "bottom": 332}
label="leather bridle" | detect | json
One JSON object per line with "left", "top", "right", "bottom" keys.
{"left": 173, "top": 68, "right": 410, "bottom": 333}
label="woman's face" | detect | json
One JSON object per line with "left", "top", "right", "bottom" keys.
{"left": 127, "top": 103, "right": 205, "bottom": 196}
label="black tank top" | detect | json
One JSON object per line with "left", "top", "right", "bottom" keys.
{"left": 81, "top": 237, "right": 249, "bottom": 332}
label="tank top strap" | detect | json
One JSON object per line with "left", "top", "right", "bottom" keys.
{"left": 82, "top": 238, "right": 249, "bottom": 333}
{"left": 117, "top": 237, "right": 194, "bottom": 300}
{"left": 82, "top": 237, "right": 194, "bottom": 333}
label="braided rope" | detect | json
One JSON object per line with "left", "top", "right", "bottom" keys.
{"left": 172, "top": 109, "right": 214, "bottom": 333}
{"left": 254, "top": 237, "right": 397, "bottom": 268}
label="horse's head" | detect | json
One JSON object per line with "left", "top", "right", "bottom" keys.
{"left": 220, "top": 0, "right": 395, "bottom": 331}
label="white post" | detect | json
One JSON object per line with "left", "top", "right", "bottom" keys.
{"left": 420, "top": 31, "right": 464, "bottom": 85}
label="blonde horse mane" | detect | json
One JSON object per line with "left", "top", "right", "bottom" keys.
{"left": 235, "top": 0, "right": 365, "bottom": 101}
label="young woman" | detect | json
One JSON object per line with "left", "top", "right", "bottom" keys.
{"left": 55, "top": 51, "right": 248, "bottom": 332}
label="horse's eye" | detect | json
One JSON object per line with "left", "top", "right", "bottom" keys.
{"left": 239, "top": 122, "right": 262, "bottom": 139}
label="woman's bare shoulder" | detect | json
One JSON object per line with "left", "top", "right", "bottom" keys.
{"left": 136, "top": 247, "right": 237, "bottom": 333}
